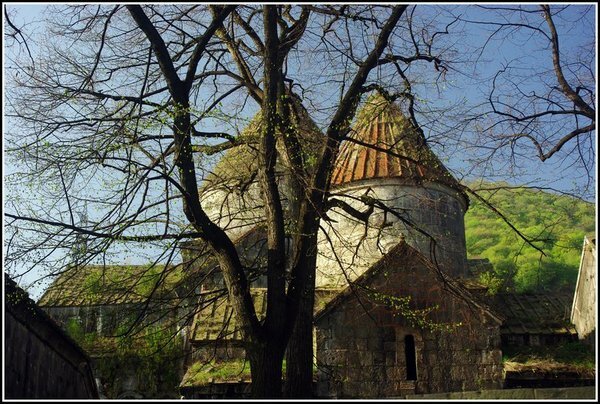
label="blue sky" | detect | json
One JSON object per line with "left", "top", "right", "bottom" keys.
{"left": 3, "top": 4, "right": 597, "bottom": 299}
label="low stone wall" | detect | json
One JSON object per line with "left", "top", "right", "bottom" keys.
{"left": 405, "top": 386, "right": 596, "bottom": 399}
{"left": 180, "top": 381, "right": 251, "bottom": 399}
{"left": 504, "top": 367, "right": 595, "bottom": 389}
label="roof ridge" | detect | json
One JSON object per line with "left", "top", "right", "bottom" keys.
{"left": 314, "top": 240, "right": 502, "bottom": 324}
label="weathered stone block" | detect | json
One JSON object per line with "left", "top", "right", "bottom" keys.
{"left": 478, "top": 364, "right": 501, "bottom": 380}
{"left": 490, "top": 349, "right": 502, "bottom": 364}
{"left": 563, "top": 387, "right": 597, "bottom": 399}
{"left": 449, "top": 365, "right": 467, "bottom": 381}
{"left": 319, "top": 349, "right": 342, "bottom": 366}
{"left": 341, "top": 382, "right": 362, "bottom": 398}
{"left": 314, "top": 380, "right": 332, "bottom": 398}
{"left": 372, "top": 351, "right": 385, "bottom": 365}
{"left": 345, "top": 364, "right": 364, "bottom": 379}
{"left": 381, "top": 327, "right": 395, "bottom": 341}
{"left": 384, "top": 365, "right": 398, "bottom": 379}
{"left": 451, "top": 350, "right": 471, "bottom": 365}
{"left": 354, "top": 326, "right": 370, "bottom": 339}
{"left": 361, "top": 381, "right": 381, "bottom": 398}
{"left": 479, "top": 388, "right": 533, "bottom": 399}
{"left": 398, "top": 389, "right": 415, "bottom": 397}
{"left": 383, "top": 341, "right": 396, "bottom": 352}
{"left": 357, "top": 351, "right": 373, "bottom": 366}
{"left": 367, "top": 337, "right": 381, "bottom": 351}
{"left": 398, "top": 380, "right": 417, "bottom": 390}
{"left": 423, "top": 339, "right": 437, "bottom": 351}
{"left": 479, "top": 379, "right": 503, "bottom": 390}
{"left": 448, "top": 379, "right": 464, "bottom": 392}
{"left": 354, "top": 337, "right": 368, "bottom": 351}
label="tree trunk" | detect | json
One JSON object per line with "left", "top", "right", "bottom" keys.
{"left": 284, "top": 228, "right": 318, "bottom": 398}
{"left": 284, "top": 284, "right": 315, "bottom": 398}
{"left": 248, "top": 341, "right": 286, "bottom": 398}
{"left": 283, "top": 9, "right": 407, "bottom": 395}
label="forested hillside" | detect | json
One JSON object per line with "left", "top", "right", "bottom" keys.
{"left": 464, "top": 182, "right": 595, "bottom": 294}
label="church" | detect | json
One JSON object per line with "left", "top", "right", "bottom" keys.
{"left": 178, "top": 92, "right": 504, "bottom": 398}
{"left": 37, "top": 93, "right": 579, "bottom": 398}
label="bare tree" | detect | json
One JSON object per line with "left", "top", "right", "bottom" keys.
{"left": 5, "top": 3, "right": 592, "bottom": 398}
{"left": 4, "top": 4, "right": 425, "bottom": 397}
{"left": 442, "top": 4, "right": 595, "bottom": 195}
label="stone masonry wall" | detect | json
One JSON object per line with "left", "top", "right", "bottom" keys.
{"left": 317, "top": 179, "right": 469, "bottom": 288}
{"left": 315, "top": 254, "right": 502, "bottom": 398}
{"left": 199, "top": 177, "right": 470, "bottom": 290}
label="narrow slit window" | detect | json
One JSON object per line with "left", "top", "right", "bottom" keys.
{"left": 405, "top": 334, "right": 417, "bottom": 380}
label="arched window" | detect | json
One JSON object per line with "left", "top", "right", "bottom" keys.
{"left": 404, "top": 334, "right": 417, "bottom": 380}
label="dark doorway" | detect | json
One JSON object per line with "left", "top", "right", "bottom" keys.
{"left": 404, "top": 335, "right": 417, "bottom": 380}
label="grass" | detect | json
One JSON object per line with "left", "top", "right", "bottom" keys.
{"left": 181, "top": 359, "right": 296, "bottom": 387}
{"left": 181, "top": 360, "right": 253, "bottom": 387}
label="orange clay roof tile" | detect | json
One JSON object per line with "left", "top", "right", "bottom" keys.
{"left": 331, "top": 93, "right": 462, "bottom": 193}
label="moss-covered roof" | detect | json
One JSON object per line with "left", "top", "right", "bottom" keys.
{"left": 200, "top": 115, "right": 262, "bottom": 193}
{"left": 199, "top": 98, "right": 325, "bottom": 194}
{"left": 189, "top": 287, "right": 342, "bottom": 343}
{"left": 491, "top": 293, "right": 577, "bottom": 336}
{"left": 190, "top": 288, "right": 265, "bottom": 341}
{"left": 38, "top": 264, "right": 184, "bottom": 307}
{"left": 180, "top": 359, "right": 252, "bottom": 388}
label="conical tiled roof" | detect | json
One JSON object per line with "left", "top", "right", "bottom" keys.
{"left": 331, "top": 93, "right": 464, "bottom": 195}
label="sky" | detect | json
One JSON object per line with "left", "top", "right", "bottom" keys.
{"left": 3, "top": 3, "right": 597, "bottom": 299}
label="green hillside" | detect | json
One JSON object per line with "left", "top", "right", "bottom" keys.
{"left": 464, "top": 182, "right": 596, "bottom": 294}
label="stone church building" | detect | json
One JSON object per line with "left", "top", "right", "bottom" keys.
{"left": 178, "top": 93, "right": 504, "bottom": 397}
{"left": 36, "top": 93, "right": 579, "bottom": 398}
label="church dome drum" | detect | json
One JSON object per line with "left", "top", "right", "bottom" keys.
{"left": 316, "top": 93, "right": 470, "bottom": 286}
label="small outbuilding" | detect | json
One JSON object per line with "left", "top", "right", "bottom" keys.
{"left": 571, "top": 235, "right": 596, "bottom": 345}
{"left": 4, "top": 274, "right": 99, "bottom": 399}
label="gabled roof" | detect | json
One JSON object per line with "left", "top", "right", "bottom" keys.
{"left": 189, "top": 287, "right": 342, "bottom": 343}
{"left": 40, "top": 226, "right": 272, "bottom": 309}
{"left": 331, "top": 93, "right": 466, "bottom": 200}
{"left": 491, "top": 293, "right": 576, "bottom": 336}
{"left": 38, "top": 264, "right": 183, "bottom": 307}
{"left": 314, "top": 239, "right": 502, "bottom": 324}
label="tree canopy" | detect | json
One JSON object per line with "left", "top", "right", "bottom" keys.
{"left": 465, "top": 181, "right": 595, "bottom": 294}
